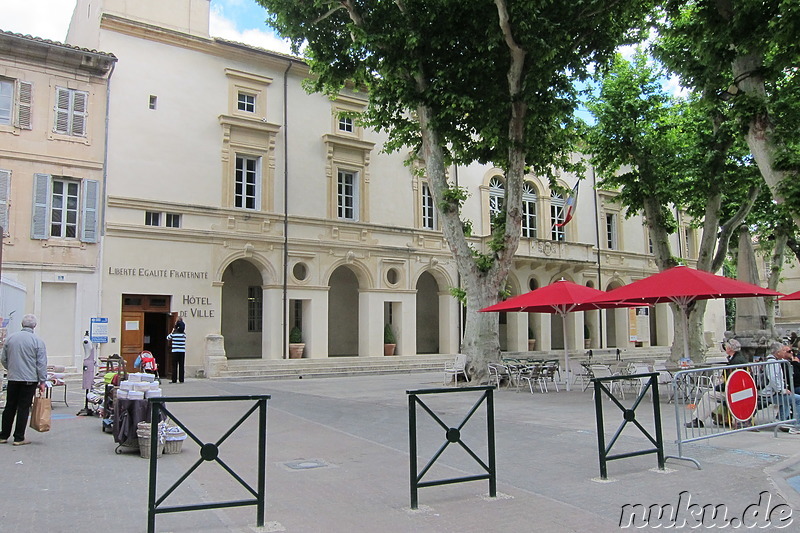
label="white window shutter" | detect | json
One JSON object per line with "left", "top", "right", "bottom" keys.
{"left": 31, "top": 173, "right": 51, "bottom": 239}
{"left": 16, "top": 80, "right": 32, "bottom": 130}
{"left": 54, "top": 87, "right": 70, "bottom": 134}
{"left": 71, "top": 90, "right": 87, "bottom": 136}
{"left": 81, "top": 179, "right": 99, "bottom": 243}
{"left": 0, "top": 169, "right": 10, "bottom": 234}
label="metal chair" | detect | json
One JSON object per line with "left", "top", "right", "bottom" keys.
{"left": 540, "top": 362, "right": 560, "bottom": 392}
{"left": 519, "top": 363, "right": 546, "bottom": 393}
{"left": 590, "top": 364, "right": 624, "bottom": 399}
{"left": 487, "top": 362, "right": 513, "bottom": 389}
{"left": 444, "top": 354, "right": 468, "bottom": 386}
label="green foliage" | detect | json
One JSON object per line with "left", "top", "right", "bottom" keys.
{"left": 384, "top": 323, "right": 396, "bottom": 344}
{"left": 439, "top": 185, "right": 469, "bottom": 214}
{"left": 289, "top": 326, "right": 303, "bottom": 344}
{"left": 449, "top": 286, "right": 467, "bottom": 304}
{"left": 528, "top": 326, "right": 535, "bottom": 340}
{"left": 584, "top": 324, "right": 591, "bottom": 339}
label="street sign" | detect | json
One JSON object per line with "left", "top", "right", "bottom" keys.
{"left": 725, "top": 369, "right": 758, "bottom": 421}
{"left": 90, "top": 317, "right": 109, "bottom": 343}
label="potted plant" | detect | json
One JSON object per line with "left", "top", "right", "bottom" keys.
{"left": 528, "top": 326, "right": 536, "bottom": 351}
{"left": 584, "top": 324, "right": 591, "bottom": 349}
{"left": 289, "top": 326, "right": 305, "bottom": 359}
{"left": 384, "top": 324, "right": 397, "bottom": 356}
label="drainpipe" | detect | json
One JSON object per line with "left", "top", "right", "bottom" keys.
{"left": 98, "top": 60, "right": 116, "bottom": 357}
{"left": 453, "top": 163, "right": 463, "bottom": 350}
{"left": 592, "top": 165, "right": 604, "bottom": 348}
{"left": 282, "top": 60, "right": 293, "bottom": 359}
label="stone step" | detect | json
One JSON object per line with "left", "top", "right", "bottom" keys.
{"left": 215, "top": 355, "right": 451, "bottom": 380}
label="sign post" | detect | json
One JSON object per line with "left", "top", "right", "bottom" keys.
{"left": 725, "top": 369, "right": 758, "bottom": 421}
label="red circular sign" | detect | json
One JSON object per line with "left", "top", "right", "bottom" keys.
{"left": 725, "top": 369, "right": 758, "bottom": 421}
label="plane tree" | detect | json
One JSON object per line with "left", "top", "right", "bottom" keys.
{"left": 583, "top": 50, "right": 761, "bottom": 360}
{"left": 657, "top": 0, "right": 800, "bottom": 231}
{"left": 256, "top": 0, "right": 655, "bottom": 381}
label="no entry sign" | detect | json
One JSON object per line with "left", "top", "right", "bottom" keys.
{"left": 725, "top": 369, "right": 758, "bottom": 421}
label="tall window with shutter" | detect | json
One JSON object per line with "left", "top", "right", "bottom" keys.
{"left": 0, "top": 169, "right": 10, "bottom": 235}
{"left": 0, "top": 78, "right": 32, "bottom": 129}
{"left": 54, "top": 87, "right": 88, "bottom": 136}
{"left": 31, "top": 173, "right": 99, "bottom": 242}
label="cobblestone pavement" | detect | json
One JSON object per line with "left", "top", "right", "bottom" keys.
{"left": 1, "top": 373, "right": 799, "bottom": 532}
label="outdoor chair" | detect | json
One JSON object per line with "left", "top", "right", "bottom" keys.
{"left": 540, "top": 362, "right": 560, "bottom": 392}
{"left": 626, "top": 362, "right": 654, "bottom": 399}
{"left": 46, "top": 365, "right": 68, "bottom": 406}
{"left": 653, "top": 360, "right": 675, "bottom": 402}
{"left": 488, "top": 362, "right": 513, "bottom": 389}
{"left": 519, "top": 363, "right": 546, "bottom": 394}
{"left": 590, "top": 363, "right": 624, "bottom": 400}
{"left": 569, "top": 359, "right": 591, "bottom": 390}
{"left": 444, "top": 354, "right": 468, "bottom": 386}
{"left": 543, "top": 359, "right": 561, "bottom": 382}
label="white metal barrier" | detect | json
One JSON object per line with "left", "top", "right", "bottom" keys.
{"left": 668, "top": 360, "right": 797, "bottom": 469}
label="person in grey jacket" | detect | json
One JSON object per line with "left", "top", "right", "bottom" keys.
{"left": 759, "top": 342, "right": 800, "bottom": 423}
{"left": 0, "top": 314, "right": 48, "bottom": 445}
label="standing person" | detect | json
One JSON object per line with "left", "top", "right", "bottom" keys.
{"left": 167, "top": 318, "right": 186, "bottom": 384}
{"left": 0, "top": 314, "right": 48, "bottom": 445}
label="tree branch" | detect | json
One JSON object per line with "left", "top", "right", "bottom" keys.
{"left": 711, "top": 184, "right": 760, "bottom": 271}
{"left": 311, "top": 4, "right": 346, "bottom": 25}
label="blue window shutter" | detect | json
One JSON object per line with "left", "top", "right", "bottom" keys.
{"left": 31, "top": 173, "right": 50, "bottom": 239}
{"left": 81, "top": 179, "right": 99, "bottom": 243}
{"left": 17, "top": 81, "right": 33, "bottom": 130}
{"left": 0, "top": 169, "right": 10, "bottom": 233}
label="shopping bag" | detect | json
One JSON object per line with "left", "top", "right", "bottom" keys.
{"left": 30, "top": 391, "right": 52, "bottom": 432}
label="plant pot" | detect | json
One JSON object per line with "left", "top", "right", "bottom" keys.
{"left": 384, "top": 344, "right": 396, "bottom": 356}
{"left": 528, "top": 339, "right": 536, "bottom": 351}
{"left": 584, "top": 339, "right": 591, "bottom": 349}
{"left": 289, "top": 343, "right": 305, "bottom": 359}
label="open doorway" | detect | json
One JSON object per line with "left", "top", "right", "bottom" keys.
{"left": 120, "top": 294, "right": 173, "bottom": 375}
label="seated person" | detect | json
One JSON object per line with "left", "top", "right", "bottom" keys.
{"left": 762, "top": 343, "right": 800, "bottom": 424}
{"left": 685, "top": 339, "right": 746, "bottom": 428}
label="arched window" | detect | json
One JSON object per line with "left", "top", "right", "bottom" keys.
{"left": 421, "top": 182, "right": 435, "bottom": 230}
{"left": 550, "top": 191, "right": 565, "bottom": 241}
{"left": 488, "top": 176, "right": 505, "bottom": 219}
{"left": 522, "top": 181, "right": 537, "bottom": 238}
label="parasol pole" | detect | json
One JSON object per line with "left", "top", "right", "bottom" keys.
{"left": 562, "top": 313, "right": 571, "bottom": 391}
{"left": 558, "top": 303, "right": 576, "bottom": 391}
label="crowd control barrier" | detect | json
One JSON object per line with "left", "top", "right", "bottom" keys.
{"left": 146, "top": 395, "right": 270, "bottom": 533}
{"left": 592, "top": 372, "right": 665, "bottom": 480}
{"left": 669, "top": 360, "right": 795, "bottom": 469}
{"left": 407, "top": 386, "right": 496, "bottom": 509}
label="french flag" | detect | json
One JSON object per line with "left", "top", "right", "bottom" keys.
{"left": 555, "top": 182, "right": 579, "bottom": 227}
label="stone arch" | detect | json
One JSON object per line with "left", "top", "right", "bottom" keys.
{"left": 221, "top": 257, "right": 272, "bottom": 359}
{"left": 323, "top": 258, "right": 373, "bottom": 289}
{"left": 327, "top": 264, "right": 364, "bottom": 356}
{"left": 216, "top": 249, "right": 275, "bottom": 286}
{"left": 415, "top": 270, "right": 441, "bottom": 354}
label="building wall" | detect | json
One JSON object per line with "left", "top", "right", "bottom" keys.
{"left": 60, "top": 0, "right": 726, "bottom": 374}
{"left": 0, "top": 30, "right": 114, "bottom": 367}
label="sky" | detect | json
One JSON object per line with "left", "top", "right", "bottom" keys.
{"left": 0, "top": 0, "right": 293, "bottom": 53}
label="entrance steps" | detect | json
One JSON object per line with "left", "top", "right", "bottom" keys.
{"left": 214, "top": 354, "right": 453, "bottom": 380}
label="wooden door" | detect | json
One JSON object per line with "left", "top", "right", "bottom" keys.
{"left": 120, "top": 311, "right": 144, "bottom": 371}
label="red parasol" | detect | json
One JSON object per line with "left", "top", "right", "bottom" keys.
{"left": 779, "top": 290, "right": 800, "bottom": 301}
{"left": 481, "top": 279, "right": 636, "bottom": 390}
{"left": 584, "top": 266, "right": 783, "bottom": 360}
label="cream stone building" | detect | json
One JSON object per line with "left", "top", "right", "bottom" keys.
{"left": 57, "top": 0, "right": 729, "bottom": 376}
{"left": 0, "top": 29, "right": 115, "bottom": 368}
